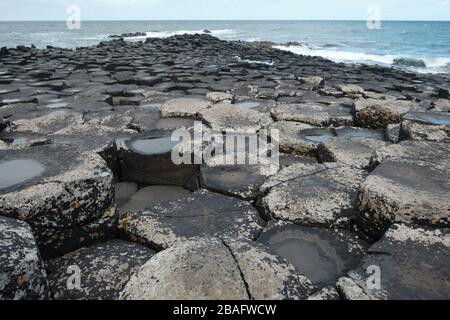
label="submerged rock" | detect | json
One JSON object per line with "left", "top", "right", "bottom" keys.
{"left": 338, "top": 224, "right": 450, "bottom": 300}
{"left": 400, "top": 111, "right": 450, "bottom": 142}
{"left": 0, "top": 216, "right": 50, "bottom": 300}
{"left": 46, "top": 240, "right": 155, "bottom": 300}
{"left": 271, "top": 103, "right": 353, "bottom": 127}
{"left": 353, "top": 98, "right": 422, "bottom": 129}
{"left": 119, "top": 190, "right": 265, "bottom": 250}
{"left": 119, "top": 237, "right": 315, "bottom": 300}
{"left": 259, "top": 163, "right": 367, "bottom": 228}
{"left": 0, "top": 145, "right": 116, "bottom": 259}
{"left": 257, "top": 221, "right": 369, "bottom": 287}
{"left": 119, "top": 185, "right": 191, "bottom": 214}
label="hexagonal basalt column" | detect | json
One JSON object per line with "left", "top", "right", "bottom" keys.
{"left": 0, "top": 145, "right": 116, "bottom": 259}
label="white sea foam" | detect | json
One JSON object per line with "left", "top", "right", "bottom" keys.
{"left": 276, "top": 45, "right": 450, "bottom": 74}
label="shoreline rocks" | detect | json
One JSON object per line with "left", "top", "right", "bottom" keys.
{"left": 0, "top": 33, "right": 449, "bottom": 300}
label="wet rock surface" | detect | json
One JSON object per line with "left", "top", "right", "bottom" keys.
{"left": 0, "top": 34, "right": 449, "bottom": 300}
{"left": 338, "top": 224, "right": 450, "bottom": 300}
{"left": 119, "top": 190, "right": 265, "bottom": 250}
{"left": 120, "top": 237, "right": 315, "bottom": 300}
{"left": 0, "top": 216, "right": 50, "bottom": 300}
{"left": 46, "top": 240, "right": 155, "bottom": 300}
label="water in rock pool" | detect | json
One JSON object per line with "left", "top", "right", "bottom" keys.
{"left": 0, "top": 159, "right": 46, "bottom": 190}
{"left": 129, "top": 136, "right": 181, "bottom": 155}
{"left": 304, "top": 134, "right": 334, "bottom": 143}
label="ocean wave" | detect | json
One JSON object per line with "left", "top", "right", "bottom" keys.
{"left": 275, "top": 45, "right": 450, "bottom": 73}
{"left": 127, "top": 29, "right": 235, "bottom": 40}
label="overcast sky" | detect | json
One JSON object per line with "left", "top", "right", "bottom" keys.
{"left": 0, "top": 0, "right": 449, "bottom": 21}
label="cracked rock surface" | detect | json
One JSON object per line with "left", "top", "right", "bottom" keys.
{"left": 119, "top": 237, "right": 315, "bottom": 300}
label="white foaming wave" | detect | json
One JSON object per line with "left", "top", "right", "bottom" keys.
{"left": 275, "top": 45, "right": 450, "bottom": 73}
{"left": 127, "top": 29, "right": 235, "bottom": 40}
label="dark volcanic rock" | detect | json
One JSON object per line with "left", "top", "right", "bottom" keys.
{"left": 338, "top": 224, "right": 450, "bottom": 300}
{"left": 120, "top": 237, "right": 315, "bottom": 300}
{"left": 46, "top": 240, "right": 155, "bottom": 300}
{"left": 258, "top": 221, "right": 369, "bottom": 287}
{"left": 0, "top": 216, "right": 50, "bottom": 300}
{"left": 0, "top": 145, "right": 116, "bottom": 259}
{"left": 119, "top": 190, "right": 265, "bottom": 250}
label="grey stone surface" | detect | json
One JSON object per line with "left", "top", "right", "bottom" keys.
{"left": 308, "top": 287, "right": 340, "bottom": 300}
{"left": 338, "top": 224, "right": 450, "bottom": 300}
{"left": 119, "top": 190, "right": 265, "bottom": 250}
{"left": 200, "top": 164, "right": 270, "bottom": 200}
{"left": 199, "top": 103, "right": 273, "bottom": 133}
{"left": 259, "top": 163, "right": 367, "bottom": 228}
{"left": 268, "top": 121, "right": 335, "bottom": 156}
{"left": 115, "top": 182, "right": 139, "bottom": 208}
{"left": 400, "top": 111, "right": 450, "bottom": 142}
{"left": 258, "top": 221, "right": 368, "bottom": 287}
{"left": 0, "top": 216, "right": 50, "bottom": 300}
{"left": 317, "top": 137, "right": 390, "bottom": 169}
{"left": 46, "top": 240, "right": 155, "bottom": 300}
{"left": 271, "top": 103, "right": 353, "bottom": 127}
{"left": 160, "top": 98, "right": 212, "bottom": 118}
{"left": 357, "top": 158, "right": 450, "bottom": 240}
{"left": 120, "top": 237, "right": 315, "bottom": 300}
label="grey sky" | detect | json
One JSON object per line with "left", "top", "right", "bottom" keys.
{"left": 0, "top": 0, "right": 449, "bottom": 21}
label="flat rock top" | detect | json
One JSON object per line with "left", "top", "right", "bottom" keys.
{"left": 0, "top": 145, "right": 109, "bottom": 194}
{"left": 338, "top": 224, "right": 450, "bottom": 300}
{"left": 120, "top": 190, "right": 265, "bottom": 250}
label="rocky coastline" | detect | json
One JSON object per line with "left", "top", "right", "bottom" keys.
{"left": 0, "top": 33, "right": 449, "bottom": 300}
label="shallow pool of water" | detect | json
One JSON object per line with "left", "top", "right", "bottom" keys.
{"left": 0, "top": 159, "right": 45, "bottom": 190}
{"left": 129, "top": 136, "right": 181, "bottom": 155}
